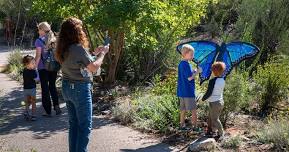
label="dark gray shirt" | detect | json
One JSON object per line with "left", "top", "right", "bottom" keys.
{"left": 62, "top": 44, "right": 93, "bottom": 82}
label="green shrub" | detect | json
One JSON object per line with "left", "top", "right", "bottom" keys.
{"left": 132, "top": 94, "right": 179, "bottom": 133}
{"left": 112, "top": 99, "right": 136, "bottom": 124}
{"left": 6, "top": 50, "right": 23, "bottom": 81}
{"left": 113, "top": 68, "right": 255, "bottom": 132}
{"left": 112, "top": 92, "right": 179, "bottom": 133}
{"left": 8, "top": 49, "right": 22, "bottom": 67}
{"left": 253, "top": 60, "right": 289, "bottom": 116}
{"left": 257, "top": 118, "right": 289, "bottom": 151}
{"left": 152, "top": 71, "right": 177, "bottom": 96}
{"left": 152, "top": 66, "right": 205, "bottom": 96}
{"left": 222, "top": 135, "right": 242, "bottom": 149}
{"left": 221, "top": 71, "right": 250, "bottom": 126}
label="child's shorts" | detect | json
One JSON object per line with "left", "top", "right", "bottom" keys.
{"left": 24, "top": 88, "right": 36, "bottom": 97}
{"left": 179, "top": 97, "right": 196, "bottom": 111}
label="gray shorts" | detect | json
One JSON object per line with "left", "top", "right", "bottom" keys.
{"left": 24, "top": 88, "right": 36, "bottom": 97}
{"left": 179, "top": 97, "right": 196, "bottom": 111}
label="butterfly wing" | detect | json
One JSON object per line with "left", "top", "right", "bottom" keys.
{"left": 176, "top": 41, "right": 219, "bottom": 84}
{"left": 217, "top": 42, "right": 260, "bottom": 77}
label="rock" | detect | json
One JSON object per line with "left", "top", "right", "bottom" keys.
{"left": 240, "top": 135, "right": 251, "bottom": 141}
{"left": 101, "top": 110, "right": 111, "bottom": 115}
{"left": 259, "top": 143, "right": 274, "bottom": 150}
{"left": 188, "top": 137, "right": 217, "bottom": 152}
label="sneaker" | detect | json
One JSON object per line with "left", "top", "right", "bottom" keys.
{"left": 179, "top": 124, "right": 189, "bottom": 131}
{"left": 42, "top": 113, "right": 52, "bottom": 117}
{"left": 179, "top": 127, "right": 188, "bottom": 131}
{"left": 23, "top": 111, "right": 29, "bottom": 117}
{"left": 23, "top": 111, "right": 30, "bottom": 121}
{"left": 192, "top": 127, "right": 202, "bottom": 133}
{"left": 54, "top": 106, "right": 62, "bottom": 115}
{"left": 31, "top": 115, "right": 37, "bottom": 121}
{"left": 214, "top": 134, "right": 225, "bottom": 141}
{"left": 205, "top": 131, "right": 214, "bottom": 138}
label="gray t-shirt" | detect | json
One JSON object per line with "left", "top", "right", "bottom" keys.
{"left": 62, "top": 44, "right": 93, "bottom": 82}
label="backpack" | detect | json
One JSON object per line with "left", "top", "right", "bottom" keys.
{"left": 38, "top": 38, "right": 61, "bottom": 72}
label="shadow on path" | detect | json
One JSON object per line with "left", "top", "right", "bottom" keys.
{"left": 0, "top": 82, "right": 114, "bottom": 139}
{"left": 120, "top": 143, "right": 173, "bottom": 152}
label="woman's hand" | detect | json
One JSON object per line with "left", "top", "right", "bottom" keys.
{"left": 98, "top": 45, "right": 109, "bottom": 55}
{"left": 87, "top": 45, "right": 109, "bottom": 73}
{"left": 92, "top": 45, "right": 110, "bottom": 56}
{"left": 92, "top": 47, "right": 102, "bottom": 56}
{"left": 102, "top": 45, "right": 109, "bottom": 54}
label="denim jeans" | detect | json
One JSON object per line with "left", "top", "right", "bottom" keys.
{"left": 62, "top": 80, "right": 92, "bottom": 152}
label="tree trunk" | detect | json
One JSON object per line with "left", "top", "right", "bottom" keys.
{"left": 13, "top": 0, "right": 21, "bottom": 46}
{"left": 20, "top": 19, "right": 26, "bottom": 46}
{"left": 105, "top": 30, "right": 125, "bottom": 84}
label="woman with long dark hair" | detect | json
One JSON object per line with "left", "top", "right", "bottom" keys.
{"left": 55, "top": 17, "right": 109, "bottom": 152}
{"left": 35, "top": 22, "right": 61, "bottom": 116}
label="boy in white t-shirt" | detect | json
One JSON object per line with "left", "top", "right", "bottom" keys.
{"left": 202, "top": 62, "right": 226, "bottom": 140}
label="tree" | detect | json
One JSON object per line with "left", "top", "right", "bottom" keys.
{"left": 31, "top": 0, "right": 143, "bottom": 84}
{"left": 236, "top": 0, "right": 289, "bottom": 64}
{"left": 29, "top": 0, "right": 211, "bottom": 84}
{"left": 0, "top": 0, "right": 33, "bottom": 46}
{"left": 88, "top": 0, "right": 144, "bottom": 84}
{"left": 120, "top": 0, "right": 211, "bottom": 82}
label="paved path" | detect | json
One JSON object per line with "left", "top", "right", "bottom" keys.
{"left": 0, "top": 52, "right": 177, "bottom": 152}
{"left": 0, "top": 46, "right": 10, "bottom": 70}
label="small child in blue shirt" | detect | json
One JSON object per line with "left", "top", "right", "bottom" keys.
{"left": 177, "top": 44, "right": 202, "bottom": 130}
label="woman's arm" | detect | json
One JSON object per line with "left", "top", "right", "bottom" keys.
{"left": 87, "top": 53, "right": 105, "bottom": 73}
{"left": 35, "top": 47, "right": 42, "bottom": 68}
{"left": 86, "top": 46, "right": 109, "bottom": 73}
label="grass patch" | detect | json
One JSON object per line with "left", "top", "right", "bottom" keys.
{"left": 256, "top": 118, "right": 289, "bottom": 151}
{"left": 112, "top": 98, "right": 135, "bottom": 125}
{"left": 222, "top": 135, "right": 242, "bottom": 149}
{"left": 132, "top": 94, "right": 179, "bottom": 133}
{"left": 111, "top": 71, "right": 253, "bottom": 134}
{"left": 112, "top": 93, "right": 179, "bottom": 134}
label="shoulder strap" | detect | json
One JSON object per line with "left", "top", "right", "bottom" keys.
{"left": 38, "top": 38, "right": 46, "bottom": 45}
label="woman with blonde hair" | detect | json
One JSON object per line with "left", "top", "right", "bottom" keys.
{"left": 56, "top": 17, "right": 109, "bottom": 152}
{"left": 35, "top": 22, "right": 61, "bottom": 117}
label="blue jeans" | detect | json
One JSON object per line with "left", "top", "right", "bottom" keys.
{"left": 62, "top": 80, "right": 92, "bottom": 152}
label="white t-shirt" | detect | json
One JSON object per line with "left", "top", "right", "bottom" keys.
{"left": 208, "top": 78, "right": 225, "bottom": 102}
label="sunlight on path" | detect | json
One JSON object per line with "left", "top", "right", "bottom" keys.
{"left": 0, "top": 46, "right": 10, "bottom": 69}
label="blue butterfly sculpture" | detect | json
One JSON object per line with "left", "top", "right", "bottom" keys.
{"left": 176, "top": 40, "right": 260, "bottom": 84}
